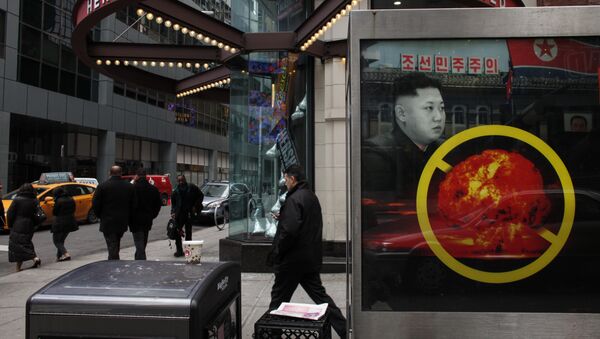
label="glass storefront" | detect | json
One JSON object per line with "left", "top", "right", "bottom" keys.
{"left": 228, "top": 51, "right": 311, "bottom": 241}
{"left": 360, "top": 37, "right": 600, "bottom": 312}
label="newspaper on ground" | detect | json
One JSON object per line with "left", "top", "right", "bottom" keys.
{"left": 270, "top": 302, "right": 328, "bottom": 320}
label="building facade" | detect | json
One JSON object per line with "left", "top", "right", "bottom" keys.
{"left": 0, "top": 0, "right": 230, "bottom": 194}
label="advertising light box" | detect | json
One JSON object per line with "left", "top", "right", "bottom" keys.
{"left": 349, "top": 7, "right": 600, "bottom": 338}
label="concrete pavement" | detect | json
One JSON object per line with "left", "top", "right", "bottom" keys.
{"left": 0, "top": 225, "right": 348, "bottom": 338}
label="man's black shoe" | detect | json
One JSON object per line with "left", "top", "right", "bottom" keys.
{"left": 174, "top": 252, "right": 184, "bottom": 257}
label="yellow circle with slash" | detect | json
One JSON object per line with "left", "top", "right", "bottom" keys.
{"left": 416, "top": 125, "right": 575, "bottom": 283}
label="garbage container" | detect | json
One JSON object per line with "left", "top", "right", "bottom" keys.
{"left": 26, "top": 260, "right": 241, "bottom": 339}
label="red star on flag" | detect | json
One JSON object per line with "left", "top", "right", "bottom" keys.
{"left": 536, "top": 39, "right": 555, "bottom": 58}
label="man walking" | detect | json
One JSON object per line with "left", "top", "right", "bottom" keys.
{"left": 92, "top": 165, "right": 136, "bottom": 260}
{"left": 267, "top": 165, "right": 347, "bottom": 339}
{"left": 170, "top": 175, "right": 203, "bottom": 257}
{"left": 129, "top": 168, "right": 162, "bottom": 260}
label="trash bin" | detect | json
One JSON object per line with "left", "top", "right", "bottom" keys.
{"left": 26, "top": 260, "right": 241, "bottom": 339}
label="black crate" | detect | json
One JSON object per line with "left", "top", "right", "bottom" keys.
{"left": 254, "top": 311, "right": 331, "bottom": 339}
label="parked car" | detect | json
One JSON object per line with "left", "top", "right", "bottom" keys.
{"left": 2, "top": 182, "right": 97, "bottom": 233}
{"left": 122, "top": 174, "right": 172, "bottom": 206}
{"left": 193, "top": 181, "right": 253, "bottom": 225}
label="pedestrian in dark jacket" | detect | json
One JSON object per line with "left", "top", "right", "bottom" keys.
{"left": 92, "top": 165, "right": 137, "bottom": 260}
{"left": 170, "top": 175, "right": 203, "bottom": 257}
{"left": 267, "top": 165, "right": 347, "bottom": 339}
{"left": 51, "top": 187, "right": 78, "bottom": 262}
{"left": 0, "top": 180, "right": 5, "bottom": 228}
{"left": 7, "top": 183, "right": 42, "bottom": 272}
{"left": 129, "top": 168, "right": 162, "bottom": 260}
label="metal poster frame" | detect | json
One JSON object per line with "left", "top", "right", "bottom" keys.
{"left": 349, "top": 6, "right": 600, "bottom": 338}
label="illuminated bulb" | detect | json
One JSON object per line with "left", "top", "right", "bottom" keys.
{"left": 318, "top": 29, "right": 323, "bottom": 35}
{"left": 159, "top": 61, "right": 165, "bottom": 67}
{"left": 227, "top": 78, "right": 231, "bottom": 83}
{"left": 150, "top": 61, "right": 156, "bottom": 67}
{"left": 224, "top": 45, "right": 230, "bottom": 51}
{"left": 142, "top": 61, "right": 148, "bottom": 66}
{"left": 231, "top": 48, "right": 237, "bottom": 53}
{"left": 352, "top": 0, "right": 358, "bottom": 5}
{"left": 173, "top": 24, "right": 180, "bottom": 31}
{"left": 136, "top": 9, "right": 144, "bottom": 16}
{"left": 164, "top": 20, "right": 172, "bottom": 27}
{"left": 331, "top": 17, "right": 337, "bottom": 24}
{"left": 189, "top": 31, "right": 196, "bottom": 37}
{"left": 124, "top": 60, "right": 129, "bottom": 66}
{"left": 186, "top": 62, "right": 192, "bottom": 68}
{"left": 133, "top": 61, "right": 138, "bottom": 66}
{"left": 336, "top": 13, "right": 342, "bottom": 20}
{"left": 197, "top": 33, "right": 203, "bottom": 39}
{"left": 105, "top": 60, "right": 111, "bottom": 65}
{"left": 145, "top": 13, "right": 154, "bottom": 20}
{"left": 342, "top": 57, "right": 347, "bottom": 63}
{"left": 341, "top": 9, "right": 347, "bottom": 15}
{"left": 211, "top": 39, "right": 217, "bottom": 46}
{"left": 114, "top": 60, "right": 120, "bottom": 66}
{"left": 218, "top": 42, "right": 224, "bottom": 48}
{"left": 346, "top": 4, "right": 352, "bottom": 10}
{"left": 96, "top": 59, "right": 102, "bottom": 65}
{"left": 168, "top": 62, "right": 174, "bottom": 67}
{"left": 195, "top": 63, "right": 200, "bottom": 68}
{"left": 177, "top": 62, "right": 183, "bottom": 67}
{"left": 203, "top": 63, "right": 209, "bottom": 69}
{"left": 300, "top": 46, "right": 306, "bottom": 51}
{"left": 327, "top": 22, "right": 332, "bottom": 28}
{"left": 203, "top": 37, "right": 210, "bottom": 43}
{"left": 155, "top": 17, "right": 163, "bottom": 24}
{"left": 181, "top": 27, "right": 188, "bottom": 34}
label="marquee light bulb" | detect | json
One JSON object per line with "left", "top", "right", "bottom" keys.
{"left": 186, "top": 62, "right": 192, "bottom": 68}
{"left": 142, "top": 61, "right": 148, "bottom": 66}
{"left": 133, "top": 60, "right": 139, "bottom": 66}
{"left": 160, "top": 61, "right": 165, "bottom": 67}
{"left": 218, "top": 42, "right": 224, "bottom": 48}
{"left": 189, "top": 31, "right": 196, "bottom": 37}
{"left": 150, "top": 61, "right": 156, "bottom": 67}
{"left": 231, "top": 48, "right": 237, "bottom": 53}
{"left": 181, "top": 27, "right": 188, "bottom": 34}
{"left": 204, "top": 37, "right": 211, "bottom": 43}
{"left": 168, "top": 62, "right": 174, "bottom": 67}
{"left": 105, "top": 60, "right": 111, "bottom": 65}
{"left": 177, "top": 62, "right": 183, "bottom": 67}
{"left": 96, "top": 59, "right": 102, "bottom": 65}
{"left": 224, "top": 45, "right": 230, "bottom": 51}
{"left": 195, "top": 63, "right": 200, "bottom": 68}
{"left": 145, "top": 13, "right": 154, "bottom": 21}
{"left": 114, "top": 60, "right": 120, "bottom": 66}
{"left": 124, "top": 60, "right": 129, "bottom": 66}
{"left": 173, "top": 24, "right": 180, "bottom": 31}
{"left": 136, "top": 9, "right": 144, "bottom": 17}
{"left": 155, "top": 17, "right": 163, "bottom": 24}
{"left": 164, "top": 20, "right": 172, "bottom": 27}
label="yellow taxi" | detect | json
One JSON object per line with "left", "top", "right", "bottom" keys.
{"left": 2, "top": 182, "right": 97, "bottom": 233}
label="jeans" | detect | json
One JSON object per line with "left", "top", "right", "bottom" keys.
{"left": 269, "top": 270, "right": 347, "bottom": 339}
{"left": 52, "top": 232, "right": 69, "bottom": 258}
{"left": 132, "top": 230, "right": 149, "bottom": 260}
{"left": 175, "top": 213, "right": 192, "bottom": 254}
{"left": 103, "top": 232, "right": 123, "bottom": 260}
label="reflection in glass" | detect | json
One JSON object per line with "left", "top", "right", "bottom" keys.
{"left": 361, "top": 38, "right": 600, "bottom": 312}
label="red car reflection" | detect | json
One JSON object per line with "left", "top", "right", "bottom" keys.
{"left": 362, "top": 189, "right": 600, "bottom": 295}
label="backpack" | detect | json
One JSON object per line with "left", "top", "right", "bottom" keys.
{"left": 166, "top": 219, "right": 181, "bottom": 240}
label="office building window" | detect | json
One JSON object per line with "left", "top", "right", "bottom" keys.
{"left": 18, "top": 0, "right": 98, "bottom": 102}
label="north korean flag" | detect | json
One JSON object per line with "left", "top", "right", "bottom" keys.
{"left": 506, "top": 38, "right": 600, "bottom": 77}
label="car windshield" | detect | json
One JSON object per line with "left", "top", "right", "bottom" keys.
{"left": 202, "top": 184, "right": 228, "bottom": 198}
{"left": 3, "top": 187, "right": 46, "bottom": 200}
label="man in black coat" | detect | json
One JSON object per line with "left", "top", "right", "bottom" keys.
{"left": 267, "top": 165, "right": 347, "bottom": 339}
{"left": 92, "top": 165, "right": 137, "bottom": 260}
{"left": 129, "top": 168, "right": 162, "bottom": 260}
{"left": 170, "top": 175, "right": 203, "bottom": 257}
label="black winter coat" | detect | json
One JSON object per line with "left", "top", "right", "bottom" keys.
{"left": 92, "top": 176, "right": 137, "bottom": 234}
{"left": 269, "top": 181, "right": 323, "bottom": 273}
{"left": 129, "top": 178, "right": 162, "bottom": 232}
{"left": 7, "top": 192, "right": 38, "bottom": 262}
{"left": 52, "top": 195, "right": 78, "bottom": 233}
{"left": 171, "top": 183, "right": 203, "bottom": 217}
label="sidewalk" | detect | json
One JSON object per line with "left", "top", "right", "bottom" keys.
{"left": 0, "top": 228, "right": 348, "bottom": 338}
